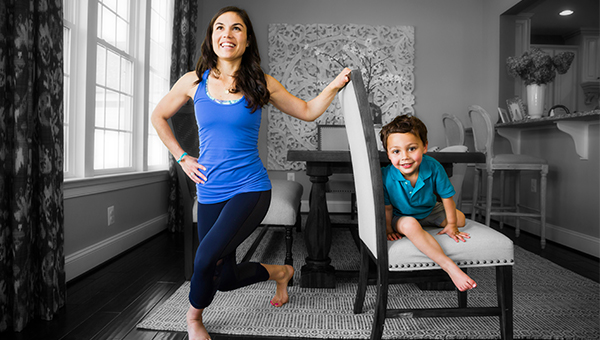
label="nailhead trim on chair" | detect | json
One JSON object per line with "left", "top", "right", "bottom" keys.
{"left": 390, "top": 258, "right": 514, "bottom": 269}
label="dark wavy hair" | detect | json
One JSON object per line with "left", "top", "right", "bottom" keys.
{"left": 380, "top": 115, "right": 428, "bottom": 150}
{"left": 195, "top": 6, "right": 269, "bottom": 113}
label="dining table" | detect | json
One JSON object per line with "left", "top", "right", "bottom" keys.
{"left": 286, "top": 149, "right": 486, "bottom": 288}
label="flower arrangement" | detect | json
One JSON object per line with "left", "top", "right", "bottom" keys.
{"left": 506, "top": 47, "right": 575, "bottom": 85}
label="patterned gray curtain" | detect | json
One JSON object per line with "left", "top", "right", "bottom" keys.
{"left": 167, "top": 0, "right": 197, "bottom": 232}
{"left": 0, "top": 0, "right": 66, "bottom": 333}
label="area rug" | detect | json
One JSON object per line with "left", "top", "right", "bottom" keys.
{"left": 138, "top": 227, "right": 599, "bottom": 339}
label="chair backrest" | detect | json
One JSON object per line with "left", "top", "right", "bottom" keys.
{"left": 169, "top": 101, "right": 199, "bottom": 196}
{"left": 439, "top": 145, "right": 468, "bottom": 208}
{"left": 170, "top": 101, "right": 199, "bottom": 158}
{"left": 468, "top": 105, "right": 495, "bottom": 164}
{"left": 442, "top": 113, "right": 465, "bottom": 146}
{"left": 339, "top": 71, "right": 387, "bottom": 260}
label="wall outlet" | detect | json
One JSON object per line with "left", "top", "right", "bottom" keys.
{"left": 287, "top": 172, "right": 295, "bottom": 181}
{"left": 107, "top": 206, "right": 115, "bottom": 226}
{"left": 530, "top": 179, "right": 537, "bottom": 193}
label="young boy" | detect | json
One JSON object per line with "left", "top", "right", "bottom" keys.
{"left": 380, "top": 115, "right": 476, "bottom": 292}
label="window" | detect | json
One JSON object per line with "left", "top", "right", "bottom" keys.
{"left": 63, "top": 0, "right": 173, "bottom": 179}
{"left": 63, "top": 0, "right": 75, "bottom": 176}
{"left": 94, "top": 0, "right": 134, "bottom": 170}
{"left": 147, "top": 0, "right": 174, "bottom": 168}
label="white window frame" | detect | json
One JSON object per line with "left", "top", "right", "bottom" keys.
{"left": 63, "top": 0, "right": 172, "bottom": 181}
{"left": 63, "top": 14, "right": 74, "bottom": 177}
{"left": 147, "top": 0, "right": 174, "bottom": 170}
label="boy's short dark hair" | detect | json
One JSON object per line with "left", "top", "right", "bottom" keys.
{"left": 380, "top": 115, "right": 428, "bottom": 150}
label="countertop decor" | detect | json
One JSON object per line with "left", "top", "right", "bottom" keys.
{"left": 495, "top": 109, "right": 599, "bottom": 128}
{"left": 506, "top": 47, "right": 575, "bottom": 86}
{"left": 506, "top": 47, "right": 575, "bottom": 118}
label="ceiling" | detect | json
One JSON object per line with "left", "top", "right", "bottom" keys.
{"left": 518, "top": 0, "right": 599, "bottom": 37}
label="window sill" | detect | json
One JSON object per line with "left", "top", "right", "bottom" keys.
{"left": 64, "top": 170, "right": 169, "bottom": 199}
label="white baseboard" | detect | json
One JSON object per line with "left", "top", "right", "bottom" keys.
{"left": 65, "top": 214, "right": 168, "bottom": 282}
{"left": 517, "top": 217, "right": 599, "bottom": 258}
{"left": 457, "top": 200, "right": 598, "bottom": 257}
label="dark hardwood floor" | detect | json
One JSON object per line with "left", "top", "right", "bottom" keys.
{"left": 3, "top": 215, "right": 598, "bottom": 340}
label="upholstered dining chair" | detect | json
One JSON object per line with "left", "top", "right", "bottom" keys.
{"left": 442, "top": 113, "right": 465, "bottom": 147}
{"left": 441, "top": 113, "right": 468, "bottom": 210}
{"left": 468, "top": 105, "right": 548, "bottom": 248}
{"left": 169, "top": 102, "right": 303, "bottom": 282}
{"left": 339, "top": 72, "right": 514, "bottom": 340}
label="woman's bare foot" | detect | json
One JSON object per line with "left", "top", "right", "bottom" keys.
{"left": 446, "top": 266, "right": 477, "bottom": 292}
{"left": 265, "top": 264, "right": 294, "bottom": 307}
{"left": 187, "top": 306, "right": 211, "bottom": 340}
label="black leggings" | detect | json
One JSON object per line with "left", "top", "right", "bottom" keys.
{"left": 189, "top": 190, "right": 271, "bottom": 309}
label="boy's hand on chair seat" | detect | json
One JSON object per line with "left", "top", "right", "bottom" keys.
{"left": 386, "top": 230, "right": 403, "bottom": 241}
{"left": 437, "top": 225, "right": 470, "bottom": 243}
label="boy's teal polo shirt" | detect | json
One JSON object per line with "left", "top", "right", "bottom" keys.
{"left": 382, "top": 155, "right": 455, "bottom": 219}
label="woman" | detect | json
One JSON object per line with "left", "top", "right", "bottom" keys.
{"left": 151, "top": 6, "right": 351, "bottom": 340}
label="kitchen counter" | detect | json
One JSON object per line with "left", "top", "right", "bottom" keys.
{"left": 496, "top": 110, "right": 599, "bottom": 128}
{"left": 495, "top": 110, "right": 600, "bottom": 159}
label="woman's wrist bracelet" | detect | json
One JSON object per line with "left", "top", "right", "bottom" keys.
{"left": 177, "top": 152, "right": 188, "bottom": 164}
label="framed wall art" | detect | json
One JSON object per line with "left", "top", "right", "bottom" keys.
{"left": 266, "top": 23, "right": 415, "bottom": 170}
{"left": 506, "top": 97, "right": 525, "bottom": 121}
{"left": 498, "top": 107, "right": 511, "bottom": 123}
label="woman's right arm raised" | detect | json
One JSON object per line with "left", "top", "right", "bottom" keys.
{"left": 151, "top": 71, "right": 207, "bottom": 184}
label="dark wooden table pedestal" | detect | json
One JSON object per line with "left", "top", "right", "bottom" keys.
{"left": 301, "top": 162, "right": 336, "bottom": 288}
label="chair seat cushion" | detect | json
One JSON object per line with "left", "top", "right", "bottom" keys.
{"left": 492, "top": 153, "right": 547, "bottom": 165}
{"left": 260, "top": 179, "right": 303, "bottom": 226}
{"left": 192, "top": 179, "right": 303, "bottom": 225}
{"left": 387, "top": 219, "right": 514, "bottom": 270}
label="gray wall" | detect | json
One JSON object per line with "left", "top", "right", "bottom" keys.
{"left": 64, "top": 171, "right": 169, "bottom": 281}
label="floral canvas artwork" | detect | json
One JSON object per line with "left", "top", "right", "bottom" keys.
{"left": 267, "top": 23, "right": 415, "bottom": 170}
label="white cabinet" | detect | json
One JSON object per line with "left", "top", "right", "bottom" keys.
{"left": 581, "top": 34, "right": 600, "bottom": 82}
{"left": 566, "top": 30, "right": 600, "bottom": 110}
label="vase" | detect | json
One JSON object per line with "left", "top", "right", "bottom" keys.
{"left": 369, "top": 102, "right": 383, "bottom": 125}
{"left": 526, "top": 84, "right": 546, "bottom": 118}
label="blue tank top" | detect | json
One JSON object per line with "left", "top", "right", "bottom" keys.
{"left": 193, "top": 70, "right": 271, "bottom": 204}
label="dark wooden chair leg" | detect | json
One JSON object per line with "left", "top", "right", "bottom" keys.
{"left": 370, "top": 263, "right": 388, "bottom": 340}
{"left": 457, "top": 290, "right": 468, "bottom": 308}
{"left": 497, "top": 265, "right": 514, "bottom": 340}
{"left": 457, "top": 267, "right": 468, "bottom": 307}
{"left": 296, "top": 203, "right": 302, "bottom": 232}
{"left": 241, "top": 225, "right": 270, "bottom": 263}
{"left": 354, "top": 244, "right": 370, "bottom": 314}
{"left": 285, "top": 225, "right": 294, "bottom": 286}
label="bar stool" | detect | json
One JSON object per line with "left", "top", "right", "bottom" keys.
{"left": 469, "top": 105, "right": 548, "bottom": 248}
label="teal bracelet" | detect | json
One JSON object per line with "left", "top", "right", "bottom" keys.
{"left": 177, "top": 152, "right": 188, "bottom": 164}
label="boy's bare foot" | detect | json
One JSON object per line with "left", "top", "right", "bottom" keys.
{"left": 446, "top": 266, "right": 477, "bottom": 292}
{"left": 270, "top": 264, "right": 294, "bottom": 307}
{"left": 187, "top": 306, "right": 211, "bottom": 340}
